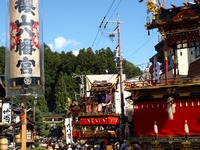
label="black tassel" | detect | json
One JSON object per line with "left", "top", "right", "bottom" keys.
{"left": 148, "top": 30, "right": 150, "bottom": 36}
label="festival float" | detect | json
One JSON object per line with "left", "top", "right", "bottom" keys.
{"left": 78, "top": 79, "right": 120, "bottom": 141}
{"left": 125, "top": 0, "right": 200, "bottom": 149}
{"left": 65, "top": 77, "right": 121, "bottom": 145}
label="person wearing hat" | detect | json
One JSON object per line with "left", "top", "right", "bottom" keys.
{"left": 166, "top": 97, "right": 176, "bottom": 120}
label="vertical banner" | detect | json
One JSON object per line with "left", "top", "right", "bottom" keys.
{"left": 6, "top": 0, "right": 44, "bottom": 97}
{"left": 65, "top": 118, "right": 73, "bottom": 144}
{"left": 2, "top": 103, "right": 11, "bottom": 124}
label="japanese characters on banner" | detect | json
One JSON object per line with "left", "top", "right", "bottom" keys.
{"left": 6, "top": 0, "right": 44, "bottom": 97}
{"left": 2, "top": 103, "right": 11, "bottom": 124}
{"left": 65, "top": 118, "right": 73, "bottom": 144}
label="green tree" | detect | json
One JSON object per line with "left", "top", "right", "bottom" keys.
{"left": 60, "top": 51, "right": 77, "bottom": 75}
{"left": 105, "top": 47, "right": 117, "bottom": 74}
{"left": 0, "top": 46, "right": 5, "bottom": 75}
{"left": 95, "top": 48, "right": 109, "bottom": 74}
{"left": 76, "top": 48, "right": 96, "bottom": 74}
{"left": 54, "top": 72, "right": 69, "bottom": 114}
{"left": 44, "top": 47, "right": 61, "bottom": 111}
{"left": 35, "top": 108, "right": 50, "bottom": 136}
{"left": 123, "top": 60, "right": 143, "bottom": 79}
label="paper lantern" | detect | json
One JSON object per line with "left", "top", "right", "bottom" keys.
{"left": 6, "top": 0, "right": 44, "bottom": 98}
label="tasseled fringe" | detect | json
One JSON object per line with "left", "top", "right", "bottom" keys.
{"left": 154, "top": 121, "right": 158, "bottom": 134}
{"left": 184, "top": 120, "right": 189, "bottom": 134}
{"left": 191, "top": 101, "right": 194, "bottom": 107}
{"left": 185, "top": 101, "right": 188, "bottom": 107}
{"left": 180, "top": 102, "right": 182, "bottom": 107}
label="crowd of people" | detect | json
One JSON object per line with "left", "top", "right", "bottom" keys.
{"left": 38, "top": 138, "right": 136, "bottom": 150}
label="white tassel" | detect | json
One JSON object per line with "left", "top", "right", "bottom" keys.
{"left": 154, "top": 121, "right": 158, "bottom": 134}
{"left": 146, "top": 104, "right": 148, "bottom": 108}
{"left": 184, "top": 120, "right": 189, "bottom": 134}
{"left": 197, "top": 101, "right": 200, "bottom": 106}
{"left": 180, "top": 102, "right": 182, "bottom": 107}
{"left": 163, "top": 103, "right": 165, "bottom": 108}
{"left": 157, "top": 104, "right": 159, "bottom": 108}
{"left": 152, "top": 104, "right": 154, "bottom": 108}
{"left": 185, "top": 101, "right": 188, "bottom": 107}
{"left": 141, "top": 104, "right": 143, "bottom": 109}
{"left": 191, "top": 101, "right": 194, "bottom": 107}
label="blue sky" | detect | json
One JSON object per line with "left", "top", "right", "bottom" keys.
{"left": 0, "top": 0, "right": 186, "bottom": 70}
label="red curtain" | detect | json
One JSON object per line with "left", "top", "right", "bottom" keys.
{"left": 133, "top": 99, "right": 200, "bottom": 136}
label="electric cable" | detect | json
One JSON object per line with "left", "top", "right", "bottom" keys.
{"left": 108, "top": 0, "right": 122, "bottom": 20}
{"left": 91, "top": 0, "right": 116, "bottom": 49}
{"left": 124, "top": 30, "right": 158, "bottom": 60}
{"left": 92, "top": 0, "right": 122, "bottom": 50}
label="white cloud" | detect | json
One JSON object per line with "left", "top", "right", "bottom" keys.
{"left": 48, "top": 44, "right": 53, "bottom": 50}
{"left": 72, "top": 50, "right": 79, "bottom": 56}
{"left": 48, "top": 36, "right": 80, "bottom": 52}
{"left": 54, "top": 37, "right": 67, "bottom": 49}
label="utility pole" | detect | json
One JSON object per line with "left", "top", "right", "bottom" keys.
{"left": 117, "top": 16, "right": 125, "bottom": 141}
{"left": 108, "top": 15, "right": 125, "bottom": 141}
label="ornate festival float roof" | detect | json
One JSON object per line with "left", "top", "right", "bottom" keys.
{"left": 125, "top": 0, "right": 200, "bottom": 148}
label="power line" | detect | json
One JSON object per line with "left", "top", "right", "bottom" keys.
{"left": 91, "top": 0, "right": 122, "bottom": 50}
{"left": 92, "top": 0, "right": 158, "bottom": 69}
{"left": 135, "top": 62, "right": 150, "bottom": 69}
{"left": 91, "top": 0, "right": 115, "bottom": 49}
{"left": 108, "top": 0, "right": 122, "bottom": 20}
{"left": 105, "top": 0, "right": 116, "bottom": 17}
{"left": 124, "top": 31, "right": 158, "bottom": 60}
{"left": 101, "top": 0, "right": 122, "bottom": 42}
{"left": 91, "top": 28, "right": 101, "bottom": 49}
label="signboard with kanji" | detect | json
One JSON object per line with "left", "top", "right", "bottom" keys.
{"left": 65, "top": 118, "right": 73, "bottom": 144}
{"left": 2, "top": 103, "right": 11, "bottom": 124}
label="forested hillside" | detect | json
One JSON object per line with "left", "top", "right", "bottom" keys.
{"left": 0, "top": 45, "right": 142, "bottom": 113}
